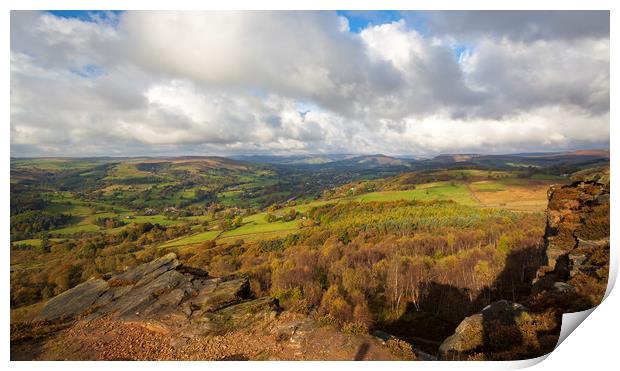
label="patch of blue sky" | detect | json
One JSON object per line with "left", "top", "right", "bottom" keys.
{"left": 70, "top": 64, "right": 105, "bottom": 79}
{"left": 47, "top": 10, "right": 123, "bottom": 26}
{"left": 337, "top": 10, "right": 431, "bottom": 36}
{"left": 295, "top": 101, "right": 322, "bottom": 115}
{"left": 345, "top": 10, "right": 472, "bottom": 63}
{"left": 453, "top": 45, "right": 467, "bottom": 60}
{"left": 336, "top": 10, "right": 403, "bottom": 33}
{"left": 451, "top": 44, "right": 475, "bottom": 63}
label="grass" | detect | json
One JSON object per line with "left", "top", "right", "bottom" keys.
{"left": 349, "top": 183, "right": 478, "bottom": 206}
{"left": 161, "top": 230, "right": 221, "bottom": 248}
{"left": 162, "top": 212, "right": 302, "bottom": 246}
{"left": 180, "top": 189, "right": 196, "bottom": 198}
{"left": 447, "top": 169, "right": 512, "bottom": 178}
{"left": 280, "top": 199, "right": 334, "bottom": 213}
{"left": 530, "top": 173, "right": 567, "bottom": 180}
{"left": 48, "top": 214, "right": 185, "bottom": 236}
{"left": 221, "top": 217, "right": 298, "bottom": 238}
{"left": 48, "top": 224, "right": 100, "bottom": 235}
{"left": 209, "top": 182, "right": 485, "bottom": 241}
{"left": 105, "top": 163, "right": 150, "bottom": 180}
{"left": 468, "top": 179, "right": 554, "bottom": 212}
{"left": 11, "top": 158, "right": 101, "bottom": 171}
{"left": 44, "top": 197, "right": 131, "bottom": 233}
{"left": 100, "top": 184, "right": 151, "bottom": 195}
{"left": 131, "top": 215, "right": 181, "bottom": 226}
{"left": 12, "top": 238, "right": 64, "bottom": 247}
{"left": 218, "top": 229, "right": 295, "bottom": 243}
{"left": 14, "top": 166, "right": 560, "bottom": 251}
{"left": 37, "top": 176, "right": 553, "bottom": 244}
{"left": 469, "top": 181, "right": 507, "bottom": 192}
{"left": 323, "top": 178, "right": 554, "bottom": 212}
{"left": 44, "top": 196, "right": 93, "bottom": 215}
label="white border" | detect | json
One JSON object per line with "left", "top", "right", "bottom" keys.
{"left": 3, "top": 1, "right": 617, "bottom": 370}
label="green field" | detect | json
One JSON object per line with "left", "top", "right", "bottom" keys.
{"left": 221, "top": 215, "right": 298, "bottom": 238}
{"left": 12, "top": 238, "right": 64, "bottom": 247}
{"left": 469, "top": 181, "right": 507, "bottom": 192}
{"left": 131, "top": 215, "right": 180, "bottom": 226}
{"left": 161, "top": 211, "right": 300, "bottom": 248}
{"left": 48, "top": 224, "right": 101, "bottom": 235}
{"left": 530, "top": 173, "right": 567, "bottom": 180}
{"left": 161, "top": 230, "right": 222, "bottom": 248}
{"left": 348, "top": 183, "right": 478, "bottom": 206}
{"left": 10, "top": 158, "right": 103, "bottom": 171}
{"left": 176, "top": 178, "right": 553, "bottom": 245}
{"left": 26, "top": 175, "right": 556, "bottom": 246}
{"left": 105, "top": 163, "right": 151, "bottom": 180}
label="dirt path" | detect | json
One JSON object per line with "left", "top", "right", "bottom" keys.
{"left": 465, "top": 184, "right": 485, "bottom": 207}
{"left": 13, "top": 313, "right": 404, "bottom": 361}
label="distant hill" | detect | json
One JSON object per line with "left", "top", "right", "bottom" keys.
{"left": 127, "top": 156, "right": 251, "bottom": 171}
{"left": 424, "top": 150, "right": 609, "bottom": 171}
{"left": 230, "top": 154, "right": 355, "bottom": 165}
{"left": 552, "top": 149, "right": 609, "bottom": 158}
{"left": 351, "top": 154, "right": 410, "bottom": 166}
{"left": 11, "top": 149, "right": 608, "bottom": 175}
{"left": 229, "top": 154, "right": 413, "bottom": 168}
{"left": 320, "top": 154, "right": 413, "bottom": 169}
{"left": 432, "top": 154, "right": 481, "bottom": 163}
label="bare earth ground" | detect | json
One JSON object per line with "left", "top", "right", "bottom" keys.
{"left": 11, "top": 312, "right": 400, "bottom": 361}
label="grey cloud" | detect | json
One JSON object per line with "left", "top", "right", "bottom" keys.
{"left": 264, "top": 115, "right": 282, "bottom": 128}
{"left": 117, "top": 11, "right": 406, "bottom": 119}
{"left": 461, "top": 37, "right": 610, "bottom": 118}
{"left": 11, "top": 11, "right": 119, "bottom": 71}
{"left": 415, "top": 10, "right": 609, "bottom": 42}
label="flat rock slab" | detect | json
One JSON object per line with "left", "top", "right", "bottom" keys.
{"left": 37, "top": 279, "right": 109, "bottom": 321}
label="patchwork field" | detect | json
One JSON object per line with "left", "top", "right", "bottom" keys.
{"left": 149, "top": 178, "right": 558, "bottom": 249}
{"left": 349, "top": 183, "right": 478, "bottom": 206}
{"left": 11, "top": 169, "right": 559, "bottom": 253}
{"left": 11, "top": 157, "right": 582, "bottom": 293}
{"left": 467, "top": 179, "right": 554, "bottom": 212}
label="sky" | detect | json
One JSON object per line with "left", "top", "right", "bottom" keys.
{"left": 10, "top": 10, "right": 610, "bottom": 157}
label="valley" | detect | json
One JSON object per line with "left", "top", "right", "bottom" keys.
{"left": 9, "top": 151, "right": 610, "bottom": 360}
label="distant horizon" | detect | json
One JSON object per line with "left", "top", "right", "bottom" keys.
{"left": 9, "top": 147, "right": 611, "bottom": 160}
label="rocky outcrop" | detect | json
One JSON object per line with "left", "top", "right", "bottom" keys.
{"left": 438, "top": 300, "right": 532, "bottom": 360}
{"left": 37, "top": 278, "right": 110, "bottom": 321}
{"left": 534, "top": 166, "right": 610, "bottom": 304}
{"left": 24, "top": 253, "right": 414, "bottom": 361}
{"left": 36, "top": 253, "right": 279, "bottom": 338}
{"left": 439, "top": 167, "right": 610, "bottom": 360}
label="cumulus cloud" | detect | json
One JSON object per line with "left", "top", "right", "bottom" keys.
{"left": 10, "top": 10, "right": 610, "bottom": 157}
{"left": 460, "top": 37, "right": 610, "bottom": 117}
{"left": 360, "top": 20, "right": 486, "bottom": 119}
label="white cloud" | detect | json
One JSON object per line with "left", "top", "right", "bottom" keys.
{"left": 460, "top": 37, "right": 610, "bottom": 117}
{"left": 10, "top": 10, "right": 610, "bottom": 157}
